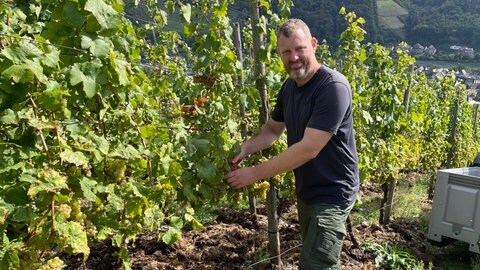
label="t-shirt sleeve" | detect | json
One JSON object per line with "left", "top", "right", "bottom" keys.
{"left": 271, "top": 83, "right": 286, "bottom": 122}
{"left": 307, "top": 82, "right": 351, "bottom": 135}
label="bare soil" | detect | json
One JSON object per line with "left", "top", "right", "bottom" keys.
{"left": 61, "top": 183, "right": 475, "bottom": 270}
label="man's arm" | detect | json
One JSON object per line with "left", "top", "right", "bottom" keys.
{"left": 226, "top": 127, "right": 332, "bottom": 189}
{"left": 230, "top": 118, "right": 286, "bottom": 164}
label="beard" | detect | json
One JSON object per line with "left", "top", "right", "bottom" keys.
{"left": 285, "top": 59, "right": 310, "bottom": 81}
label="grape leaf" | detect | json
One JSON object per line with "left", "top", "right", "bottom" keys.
{"left": 196, "top": 159, "right": 216, "bottom": 181}
{"left": 143, "top": 206, "right": 165, "bottom": 231}
{"left": 80, "top": 177, "right": 98, "bottom": 202}
{"left": 61, "top": 1, "right": 86, "bottom": 28}
{"left": 180, "top": 3, "right": 191, "bottom": 23}
{"left": 56, "top": 221, "right": 90, "bottom": 256}
{"left": 2, "top": 60, "right": 46, "bottom": 83}
{"left": 28, "top": 169, "right": 68, "bottom": 198}
{"left": 1, "top": 42, "right": 42, "bottom": 63}
{"left": 10, "top": 205, "right": 34, "bottom": 223}
{"left": 60, "top": 150, "right": 89, "bottom": 166}
{"left": 69, "top": 61, "right": 101, "bottom": 98}
{"left": 0, "top": 109, "right": 17, "bottom": 125}
{"left": 81, "top": 35, "right": 110, "bottom": 57}
{"left": 161, "top": 216, "right": 183, "bottom": 245}
{"left": 41, "top": 46, "right": 60, "bottom": 68}
{"left": 85, "top": 0, "right": 119, "bottom": 30}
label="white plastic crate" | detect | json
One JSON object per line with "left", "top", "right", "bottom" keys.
{"left": 428, "top": 167, "right": 480, "bottom": 253}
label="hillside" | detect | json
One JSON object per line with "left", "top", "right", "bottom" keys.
{"left": 290, "top": 0, "right": 480, "bottom": 52}
{"left": 125, "top": 0, "right": 480, "bottom": 54}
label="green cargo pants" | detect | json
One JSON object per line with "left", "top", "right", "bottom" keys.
{"left": 297, "top": 199, "right": 354, "bottom": 270}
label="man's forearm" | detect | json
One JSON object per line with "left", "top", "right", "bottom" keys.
{"left": 242, "top": 120, "right": 285, "bottom": 156}
{"left": 251, "top": 128, "right": 332, "bottom": 180}
{"left": 252, "top": 140, "right": 315, "bottom": 180}
{"left": 242, "top": 132, "right": 278, "bottom": 155}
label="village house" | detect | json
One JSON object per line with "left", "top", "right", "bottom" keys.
{"left": 419, "top": 66, "right": 480, "bottom": 102}
{"left": 450, "top": 45, "right": 475, "bottom": 59}
{"left": 456, "top": 70, "right": 480, "bottom": 101}
{"left": 403, "top": 43, "right": 437, "bottom": 56}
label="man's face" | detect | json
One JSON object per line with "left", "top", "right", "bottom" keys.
{"left": 277, "top": 29, "right": 317, "bottom": 83}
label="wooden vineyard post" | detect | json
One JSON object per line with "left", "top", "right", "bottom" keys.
{"left": 445, "top": 90, "right": 461, "bottom": 168}
{"left": 233, "top": 22, "right": 257, "bottom": 215}
{"left": 250, "top": 0, "right": 281, "bottom": 267}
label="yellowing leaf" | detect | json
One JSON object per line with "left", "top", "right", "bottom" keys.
{"left": 28, "top": 169, "right": 68, "bottom": 198}
{"left": 191, "top": 218, "right": 204, "bottom": 231}
{"left": 56, "top": 221, "right": 90, "bottom": 257}
{"left": 113, "top": 58, "right": 130, "bottom": 86}
{"left": 80, "top": 177, "right": 98, "bottom": 202}
{"left": 60, "top": 150, "right": 89, "bottom": 166}
{"left": 180, "top": 3, "right": 191, "bottom": 23}
{"left": 143, "top": 206, "right": 165, "bottom": 231}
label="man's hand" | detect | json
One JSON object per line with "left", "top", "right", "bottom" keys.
{"left": 228, "top": 161, "right": 239, "bottom": 171}
{"left": 228, "top": 146, "right": 246, "bottom": 171}
{"left": 225, "top": 167, "right": 258, "bottom": 189}
{"left": 230, "top": 147, "right": 246, "bottom": 165}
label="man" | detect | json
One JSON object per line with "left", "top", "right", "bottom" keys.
{"left": 225, "top": 18, "right": 359, "bottom": 269}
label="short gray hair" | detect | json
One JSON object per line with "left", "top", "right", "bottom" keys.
{"left": 276, "top": 18, "right": 312, "bottom": 39}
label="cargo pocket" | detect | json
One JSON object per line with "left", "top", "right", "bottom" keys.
{"left": 311, "top": 225, "right": 344, "bottom": 265}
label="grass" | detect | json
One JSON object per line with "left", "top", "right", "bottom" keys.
{"left": 392, "top": 173, "right": 431, "bottom": 220}
{"left": 377, "top": 0, "right": 409, "bottom": 17}
{"left": 361, "top": 241, "right": 432, "bottom": 269}
{"left": 472, "top": 255, "right": 480, "bottom": 270}
{"left": 430, "top": 241, "right": 474, "bottom": 269}
{"left": 378, "top": 16, "right": 405, "bottom": 30}
{"left": 350, "top": 173, "right": 431, "bottom": 225}
{"left": 376, "top": 0, "right": 408, "bottom": 30}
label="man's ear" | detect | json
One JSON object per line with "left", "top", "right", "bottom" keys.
{"left": 311, "top": 37, "right": 318, "bottom": 49}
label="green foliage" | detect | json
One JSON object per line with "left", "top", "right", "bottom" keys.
{"left": 0, "top": 0, "right": 244, "bottom": 268}
{"left": 362, "top": 241, "right": 432, "bottom": 270}
{"left": 0, "top": 1, "right": 479, "bottom": 269}
{"left": 334, "top": 10, "right": 479, "bottom": 184}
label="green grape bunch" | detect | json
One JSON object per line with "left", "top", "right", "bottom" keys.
{"left": 105, "top": 159, "right": 127, "bottom": 182}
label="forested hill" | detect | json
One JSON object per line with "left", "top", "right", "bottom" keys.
{"left": 126, "top": 1, "right": 480, "bottom": 52}
{"left": 286, "top": 0, "right": 480, "bottom": 51}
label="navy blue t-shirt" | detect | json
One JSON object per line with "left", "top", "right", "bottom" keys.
{"left": 271, "top": 66, "right": 359, "bottom": 206}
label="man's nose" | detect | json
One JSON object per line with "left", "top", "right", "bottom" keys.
{"left": 289, "top": 53, "right": 299, "bottom": 62}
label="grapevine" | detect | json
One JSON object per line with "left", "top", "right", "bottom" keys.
{"left": 0, "top": 1, "right": 479, "bottom": 269}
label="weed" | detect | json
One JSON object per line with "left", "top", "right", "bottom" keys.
{"left": 472, "top": 255, "right": 480, "bottom": 270}
{"left": 361, "top": 241, "right": 431, "bottom": 270}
